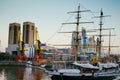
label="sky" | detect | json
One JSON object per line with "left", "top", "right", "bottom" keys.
{"left": 0, "top": 0, "right": 120, "bottom": 53}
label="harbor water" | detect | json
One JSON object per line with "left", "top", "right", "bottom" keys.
{"left": 0, "top": 65, "right": 119, "bottom": 80}
{"left": 0, "top": 66, "right": 51, "bottom": 80}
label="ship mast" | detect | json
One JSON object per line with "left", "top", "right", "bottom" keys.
{"left": 63, "top": 4, "right": 93, "bottom": 62}
{"left": 75, "top": 5, "right": 80, "bottom": 62}
{"left": 98, "top": 9, "right": 103, "bottom": 60}
{"left": 94, "top": 9, "right": 111, "bottom": 60}
{"left": 92, "top": 9, "right": 119, "bottom": 61}
{"left": 108, "top": 30, "right": 111, "bottom": 60}
{"left": 108, "top": 30, "right": 117, "bottom": 61}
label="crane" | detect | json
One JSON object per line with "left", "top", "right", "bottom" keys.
{"left": 32, "top": 27, "right": 46, "bottom": 64}
{"left": 16, "top": 30, "right": 28, "bottom": 62}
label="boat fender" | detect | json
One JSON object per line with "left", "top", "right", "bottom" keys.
{"left": 82, "top": 74, "right": 85, "bottom": 77}
{"left": 60, "top": 73, "right": 63, "bottom": 80}
{"left": 92, "top": 70, "right": 94, "bottom": 76}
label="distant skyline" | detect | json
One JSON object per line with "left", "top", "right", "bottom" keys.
{"left": 0, "top": 0, "right": 120, "bottom": 53}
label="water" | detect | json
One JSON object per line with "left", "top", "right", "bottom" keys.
{"left": 0, "top": 66, "right": 51, "bottom": 80}
{"left": 0, "top": 66, "right": 119, "bottom": 80}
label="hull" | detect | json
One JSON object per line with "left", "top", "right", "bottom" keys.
{"left": 49, "top": 70, "right": 118, "bottom": 80}
{"left": 51, "top": 75, "right": 116, "bottom": 80}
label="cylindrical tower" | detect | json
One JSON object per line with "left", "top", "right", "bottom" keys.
{"left": 23, "top": 22, "right": 35, "bottom": 44}
{"left": 8, "top": 23, "right": 20, "bottom": 45}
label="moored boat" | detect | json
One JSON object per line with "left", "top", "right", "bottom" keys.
{"left": 47, "top": 4, "right": 120, "bottom": 80}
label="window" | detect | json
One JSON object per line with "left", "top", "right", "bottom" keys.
{"left": 9, "top": 26, "right": 12, "bottom": 30}
{"left": 26, "top": 25, "right": 29, "bottom": 43}
{"left": 14, "top": 26, "right": 17, "bottom": 44}
{"left": 26, "top": 25, "right": 29, "bottom": 30}
{"left": 19, "top": 26, "right": 20, "bottom": 30}
{"left": 32, "top": 26, "right": 34, "bottom": 30}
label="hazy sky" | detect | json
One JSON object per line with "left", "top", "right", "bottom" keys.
{"left": 0, "top": 0, "right": 120, "bottom": 53}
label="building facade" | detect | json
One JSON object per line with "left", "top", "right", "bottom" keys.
{"left": 8, "top": 23, "right": 20, "bottom": 45}
{"left": 6, "top": 23, "right": 20, "bottom": 55}
{"left": 6, "top": 22, "right": 35, "bottom": 58}
{"left": 23, "top": 22, "right": 35, "bottom": 44}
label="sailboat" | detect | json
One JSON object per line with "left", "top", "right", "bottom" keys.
{"left": 47, "top": 4, "right": 120, "bottom": 80}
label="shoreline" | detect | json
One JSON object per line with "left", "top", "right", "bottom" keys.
{"left": 0, "top": 61, "right": 26, "bottom": 66}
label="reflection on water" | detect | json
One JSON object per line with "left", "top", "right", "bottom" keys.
{"left": 0, "top": 66, "right": 51, "bottom": 80}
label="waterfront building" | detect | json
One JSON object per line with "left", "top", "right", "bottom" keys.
{"left": 6, "top": 22, "right": 35, "bottom": 58}
{"left": 88, "top": 36, "right": 96, "bottom": 53}
{"left": 71, "top": 31, "right": 82, "bottom": 53}
{"left": 82, "top": 27, "right": 88, "bottom": 52}
{"left": 6, "top": 21, "right": 55, "bottom": 58}
{"left": 71, "top": 31, "right": 76, "bottom": 53}
{"left": 71, "top": 27, "right": 88, "bottom": 53}
{"left": 23, "top": 22, "right": 35, "bottom": 58}
{"left": 8, "top": 23, "right": 20, "bottom": 45}
{"left": 23, "top": 22, "right": 35, "bottom": 44}
{"left": 6, "top": 23, "right": 21, "bottom": 55}
{"left": 24, "top": 44, "right": 35, "bottom": 58}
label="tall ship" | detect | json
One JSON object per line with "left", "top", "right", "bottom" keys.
{"left": 47, "top": 4, "right": 120, "bottom": 80}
